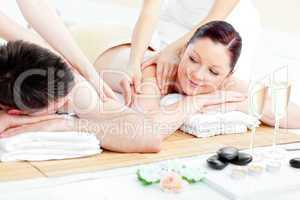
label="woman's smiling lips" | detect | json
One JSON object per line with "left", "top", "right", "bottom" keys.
{"left": 188, "top": 79, "right": 198, "bottom": 88}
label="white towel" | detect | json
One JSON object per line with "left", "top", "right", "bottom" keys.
{"left": 0, "top": 132, "right": 101, "bottom": 162}
{"left": 160, "top": 94, "right": 260, "bottom": 138}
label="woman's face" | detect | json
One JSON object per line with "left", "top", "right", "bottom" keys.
{"left": 177, "top": 37, "right": 233, "bottom": 95}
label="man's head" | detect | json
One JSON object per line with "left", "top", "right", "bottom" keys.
{"left": 0, "top": 40, "right": 75, "bottom": 115}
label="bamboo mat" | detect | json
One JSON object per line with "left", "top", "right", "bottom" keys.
{"left": 1, "top": 126, "right": 299, "bottom": 181}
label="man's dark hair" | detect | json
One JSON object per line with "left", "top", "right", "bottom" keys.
{"left": 0, "top": 40, "right": 75, "bottom": 111}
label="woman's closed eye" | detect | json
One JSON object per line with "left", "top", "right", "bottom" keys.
{"left": 209, "top": 68, "right": 219, "bottom": 76}
{"left": 189, "top": 56, "right": 197, "bottom": 63}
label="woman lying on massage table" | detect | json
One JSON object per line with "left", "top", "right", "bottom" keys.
{"left": 0, "top": 14, "right": 243, "bottom": 153}
{"left": 92, "top": 21, "right": 300, "bottom": 129}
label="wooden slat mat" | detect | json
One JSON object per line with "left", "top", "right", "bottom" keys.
{"left": 1, "top": 127, "right": 299, "bottom": 181}
{"left": 0, "top": 162, "right": 44, "bottom": 181}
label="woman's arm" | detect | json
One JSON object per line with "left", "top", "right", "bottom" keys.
{"left": 168, "top": 0, "right": 239, "bottom": 52}
{"left": 126, "top": 0, "right": 161, "bottom": 90}
{"left": 132, "top": 66, "right": 246, "bottom": 139}
{"left": 261, "top": 99, "right": 300, "bottom": 129}
{"left": 16, "top": 0, "right": 116, "bottom": 101}
{"left": 231, "top": 78, "right": 300, "bottom": 128}
{"left": 0, "top": 11, "right": 49, "bottom": 48}
{"left": 206, "top": 78, "right": 300, "bottom": 129}
{"left": 129, "top": 0, "right": 160, "bottom": 69}
{"left": 205, "top": 97, "right": 300, "bottom": 129}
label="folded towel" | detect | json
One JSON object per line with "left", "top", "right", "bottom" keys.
{"left": 0, "top": 132, "right": 101, "bottom": 162}
{"left": 160, "top": 94, "right": 260, "bottom": 138}
{"left": 181, "top": 122, "right": 248, "bottom": 138}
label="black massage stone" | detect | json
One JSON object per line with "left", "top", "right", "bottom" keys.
{"left": 217, "top": 147, "right": 239, "bottom": 161}
{"left": 207, "top": 155, "right": 229, "bottom": 170}
{"left": 290, "top": 158, "right": 300, "bottom": 169}
{"left": 231, "top": 152, "right": 253, "bottom": 166}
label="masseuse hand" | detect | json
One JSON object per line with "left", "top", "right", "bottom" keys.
{"left": 0, "top": 112, "right": 63, "bottom": 135}
{"left": 79, "top": 63, "right": 117, "bottom": 102}
{"left": 142, "top": 45, "right": 180, "bottom": 94}
{"left": 119, "top": 64, "right": 142, "bottom": 106}
{"left": 65, "top": 59, "right": 117, "bottom": 102}
{"left": 97, "top": 75, "right": 118, "bottom": 101}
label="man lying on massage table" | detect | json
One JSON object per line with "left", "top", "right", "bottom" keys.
{"left": 0, "top": 15, "right": 243, "bottom": 153}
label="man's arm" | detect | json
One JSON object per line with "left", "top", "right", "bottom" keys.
{"left": 1, "top": 71, "right": 245, "bottom": 153}
{"left": 0, "top": 116, "right": 162, "bottom": 153}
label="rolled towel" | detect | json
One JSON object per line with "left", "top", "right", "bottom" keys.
{"left": 160, "top": 94, "right": 260, "bottom": 138}
{"left": 0, "top": 132, "right": 101, "bottom": 162}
